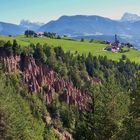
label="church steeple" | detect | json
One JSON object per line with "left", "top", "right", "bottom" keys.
{"left": 115, "top": 34, "right": 117, "bottom": 43}
{"left": 115, "top": 34, "right": 119, "bottom": 46}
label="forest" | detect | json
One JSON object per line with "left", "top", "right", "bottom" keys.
{"left": 0, "top": 39, "right": 139, "bottom": 140}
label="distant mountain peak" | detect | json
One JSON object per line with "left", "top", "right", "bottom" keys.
{"left": 20, "top": 20, "right": 44, "bottom": 31}
{"left": 121, "top": 12, "right": 140, "bottom": 22}
{"left": 20, "top": 20, "right": 44, "bottom": 26}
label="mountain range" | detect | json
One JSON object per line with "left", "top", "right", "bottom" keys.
{"left": 0, "top": 12, "right": 140, "bottom": 47}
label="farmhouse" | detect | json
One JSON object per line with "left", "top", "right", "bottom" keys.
{"left": 36, "top": 32, "right": 44, "bottom": 37}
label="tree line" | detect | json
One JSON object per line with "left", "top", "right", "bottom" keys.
{"left": 24, "top": 30, "right": 61, "bottom": 39}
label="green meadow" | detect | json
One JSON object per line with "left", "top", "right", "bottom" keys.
{"left": 0, "top": 35, "right": 140, "bottom": 63}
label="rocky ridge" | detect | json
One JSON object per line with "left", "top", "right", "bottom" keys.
{"left": 0, "top": 49, "right": 91, "bottom": 110}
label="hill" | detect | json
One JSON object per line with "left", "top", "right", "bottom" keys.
{"left": 0, "top": 38, "right": 139, "bottom": 140}
{"left": 0, "top": 35, "right": 140, "bottom": 63}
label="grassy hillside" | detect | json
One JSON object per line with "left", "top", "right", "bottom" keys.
{"left": 0, "top": 35, "right": 140, "bottom": 63}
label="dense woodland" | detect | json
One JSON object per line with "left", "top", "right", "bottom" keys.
{"left": 0, "top": 40, "right": 140, "bottom": 140}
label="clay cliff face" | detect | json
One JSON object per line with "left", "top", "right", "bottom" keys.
{"left": 0, "top": 50, "right": 91, "bottom": 110}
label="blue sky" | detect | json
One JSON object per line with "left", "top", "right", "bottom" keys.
{"left": 0, "top": 0, "right": 140, "bottom": 24}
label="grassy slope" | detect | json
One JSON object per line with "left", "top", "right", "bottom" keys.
{"left": 0, "top": 35, "right": 140, "bottom": 63}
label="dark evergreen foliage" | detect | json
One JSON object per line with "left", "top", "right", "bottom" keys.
{"left": 0, "top": 40, "right": 139, "bottom": 140}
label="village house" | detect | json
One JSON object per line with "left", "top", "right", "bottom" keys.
{"left": 35, "top": 32, "right": 44, "bottom": 37}
{"left": 105, "top": 35, "right": 121, "bottom": 52}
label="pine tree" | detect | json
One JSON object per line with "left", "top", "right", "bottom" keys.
{"left": 126, "top": 72, "right": 140, "bottom": 139}
{"left": 12, "top": 40, "right": 20, "bottom": 55}
{"left": 4, "top": 41, "right": 13, "bottom": 56}
{"left": 33, "top": 43, "right": 47, "bottom": 63}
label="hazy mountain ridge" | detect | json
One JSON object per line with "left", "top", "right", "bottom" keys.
{"left": 0, "top": 13, "right": 140, "bottom": 47}
{"left": 39, "top": 15, "right": 120, "bottom": 36}
{"left": 39, "top": 14, "right": 140, "bottom": 36}
{"left": 0, "top": 20, "right": 44, "bottom": 36}
{"left": 0, "top": 22, "right": 25, "bottom": 35}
